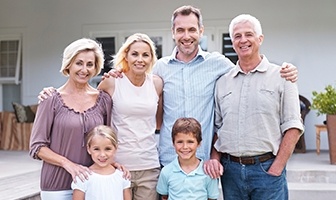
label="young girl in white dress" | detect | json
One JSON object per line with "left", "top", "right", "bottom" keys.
{"left": 71, "top": 125, "right": 131, "bottom": 200}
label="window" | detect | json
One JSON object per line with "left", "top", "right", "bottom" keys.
{"left": 0, "top": 35, "right": 21, "bottom": 84}
{"left": 96, "top": 37, "right": 116, "bottom": 75}
{"left": 222, "top": 33, "right": 238, "bottom": 64}
{"left": 149, "top": 36, "right": 163, "bottom": 59}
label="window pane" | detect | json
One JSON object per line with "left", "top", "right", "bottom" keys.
{"left": 0, "top": 42, "right": 7, "bottom": 51}
{"left": 96, "top": 37, "right": 115, "bottom": 75}
{"left": 9, "top": 53, "right": 17, "bottom": 65}
{"left": 222, "top": 33, "right": 238, "bottom": 64}
{"left": 0, "top": 39, "right": 19, "bottom": 79}
{"left": 1, "top": 53, "right": 7, "bottom": 65}
{"left": 8, "top": 41, "right": 18, "bottom": 51}
{"left": 150, "top": 36, "right": 163, "bottom": 59}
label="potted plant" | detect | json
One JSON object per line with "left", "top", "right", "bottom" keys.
{"left": 311, "top": 84, "right": 336, "bottom": 164}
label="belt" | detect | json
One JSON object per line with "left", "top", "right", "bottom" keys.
{"left": 222, "top": 152, "right": 275, "bottom": 165}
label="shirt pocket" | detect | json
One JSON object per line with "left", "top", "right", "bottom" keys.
{"left": 257, "top": 88, "right": 279, "bottom": 114}
{"left": 218, "top": 91, "right": 233, "bottom": 114}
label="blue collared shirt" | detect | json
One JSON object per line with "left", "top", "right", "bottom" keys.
{"left": 156, "top": 157, "right": 219, "bottom": 200}
{"left": 153, "top": 46, "right": 234, "bottom": 166}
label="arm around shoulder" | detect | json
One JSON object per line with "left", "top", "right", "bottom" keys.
{"left": 153, "top": 74, "right": 163, "bottom": 96}
{"left": 97, "top": 77, "right": 115, "bottom": 96}
{"left": 153, "top": 74, "right": 163, "bottom": 129}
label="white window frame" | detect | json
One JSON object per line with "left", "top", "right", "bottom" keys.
{"left": 0, "top": 34, "right": 22, "bottom": 84}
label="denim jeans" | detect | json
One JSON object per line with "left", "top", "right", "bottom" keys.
{"left": 220, "top": 155, "right": 288, "bottom": 200}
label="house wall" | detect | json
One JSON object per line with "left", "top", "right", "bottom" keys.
{"left": 1, "top": 0, "right": 335, "bottom": 151}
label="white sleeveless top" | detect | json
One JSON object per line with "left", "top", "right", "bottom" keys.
{"left": 112, "top": 73, "right": 160, "bottom": 170}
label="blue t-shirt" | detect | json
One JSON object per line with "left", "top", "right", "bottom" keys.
{"left": 156, "top": 157, "right": 219, "bottom": 200}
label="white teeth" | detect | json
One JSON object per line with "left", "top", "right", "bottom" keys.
{"left": 78, "top": 74, "right": 87, "bottom": 78}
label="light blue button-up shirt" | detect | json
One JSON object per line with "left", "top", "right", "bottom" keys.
{"left": 153, "top": 46, "right": 234, "bottom": 166}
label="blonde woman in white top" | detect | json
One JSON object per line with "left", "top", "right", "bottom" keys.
{"left": 98, "top": 33, "right": 163, "bottom": 200}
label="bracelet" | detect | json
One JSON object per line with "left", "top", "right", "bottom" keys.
{"left": 155, "top": 129, "right": 160, "bottom": 134}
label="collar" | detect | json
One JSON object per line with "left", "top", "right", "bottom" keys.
{"left": 231, "top": 54, "right": 269, "bottom": 78}
{"left": 172, "top": 157, "right": 204, "bottom": 176}
{"left": 167, "top": 46, "right": 206, "bottom": 64}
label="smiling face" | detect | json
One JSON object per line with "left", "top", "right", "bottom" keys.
{"left": 67, "top": 51, "right": 96, "bottom": 84}
{"left": 87, "top": 134, "right": 117, "bottom": 169}
{"left": 231, "top": 21, "right": 264, "bottom": 59}
{"left": 125, "top": 41, "right": 153, "bottom": 76}
{"left": 173, "top": 132, "right": 200, "bottom": 161}
{"left": 172, "top": 13, "right": 204, "bottom": 62}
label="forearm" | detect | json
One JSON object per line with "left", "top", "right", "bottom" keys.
{"left": 269, "top": 128, "right": 301, "bottom": 175}
{"left": 37, "top": 146, "right": 71, "bottom": 168}
{"left": 156, "top": 96, "right": 163, "bottom": 130}
{"left": 210, "top": 133, "right": 221, "bottom": 161}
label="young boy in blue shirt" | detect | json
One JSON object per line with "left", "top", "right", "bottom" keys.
{"left": 156, "top": 117, "right": 219, "bottom": 200}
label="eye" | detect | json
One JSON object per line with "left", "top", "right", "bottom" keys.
{"left": 131, "top": 52, "right": 139, "bottom": 56}
{"left": 86, "top": 62, "right": 95, "bottom": 68}
{"left": 189, "top": 28, "right": 197, "bottom": 33}
{"left": 143, "top": 53, "right": 150, "bottom": 57}
{"left": 246, "top": 32, "right": 254, "bottom": 37}
{"left": 176, "top": 28, "right": 184, "bottom": 33}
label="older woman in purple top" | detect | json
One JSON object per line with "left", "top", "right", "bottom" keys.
{"left": 29, "top": 38, "right": 112, "bottom": 200}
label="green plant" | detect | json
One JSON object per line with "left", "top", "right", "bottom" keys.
{"left": 311, "top": 85, "right": 336, "bottom": 116}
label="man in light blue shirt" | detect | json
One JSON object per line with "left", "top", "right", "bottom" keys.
{"left": 154, "top": 5, "right": 297, "bottom": 167}
{"left": 153, "top": 46, "right": 233, "bottom": 166}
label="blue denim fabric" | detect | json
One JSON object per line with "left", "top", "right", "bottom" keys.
{"left": 220, "top": 156, "right": 288, "bottom": 200}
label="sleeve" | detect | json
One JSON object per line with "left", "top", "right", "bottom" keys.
{"left": 152, "top": 60, "right": 160, "bottom": 76}
{"left": 29, "top": 92, "right": 58, "bottom": 159}
{"left": 280, "top": 81, "right": 304, "bottom": 135}
{"left": 71, "top": 176, "right": 86, "bottom": 192}
{"left": 156, "top": 169, "right": 168, "bottom": 195}
{"left": 100, "top": 90, "right": 112, "bottom": 127}
{"left": 207, "top": 177, "right": 219, "bottom": 199}
{"left": 214, "top": 80, "right": 223, "bottom": 133}
{"left": 123, "top": 177, "right": 131, "bottom": 189}
{"left": 116, "top": 169, "right": 131, "bottom": 189}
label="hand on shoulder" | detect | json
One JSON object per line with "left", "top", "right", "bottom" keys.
{"left": 38, "top": 86, "right": 56, "bottom": 103}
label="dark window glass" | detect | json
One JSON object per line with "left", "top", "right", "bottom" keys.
{"left": 96, "top": 37, "right": 115, "bottom": 75}
{"left": 222, "top": 33, "right": 238, "bottom": 64}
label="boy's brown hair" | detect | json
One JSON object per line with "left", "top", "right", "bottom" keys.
{"left": 171, "top": 117, "right": 202, "bottom": 143}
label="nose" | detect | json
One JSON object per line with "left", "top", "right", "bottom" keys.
{"left": 80, "top": 64, "right": 88, "bottom": 71}
{"left": 183, "top": 30, "right": 191, "bottom": 39}
{"left": 99, "top": 151, "right": 106, "bottom": 157}
{"left": 182, "top": 142, "right": 188, "bottom": 149}
{"left": 136, "top": 55, "right": 144, "bottom": 62}
{"left": 240, "top": 35, "right": 248, "bottom": 42}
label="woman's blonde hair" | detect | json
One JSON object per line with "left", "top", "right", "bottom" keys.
{"left": 86, "top": 125, "right": 118, "bottom": 149}
{"left": 113, "top": 33, "right": 157, "bottom": 73}
{"left": 60, "top": 38, "right": 104, "bottom": 77}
